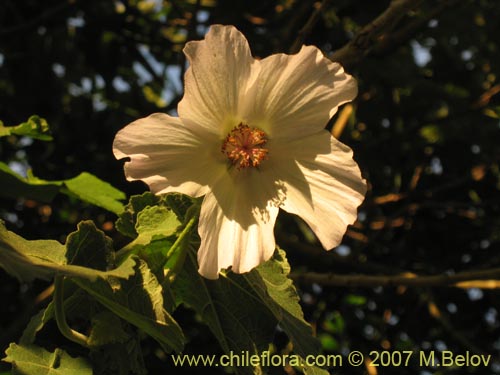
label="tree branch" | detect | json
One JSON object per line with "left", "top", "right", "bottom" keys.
{"left": 291, "top": 267, "right": 500, "bottom": 288}
{"left": 289, "top": 0, "right": 332, "bottom": 54}
{"left": 371, "top": 0, "right": 460, "bottom": 57}
{"left": 330, "top": 0, "right": 423, "bottom": 69}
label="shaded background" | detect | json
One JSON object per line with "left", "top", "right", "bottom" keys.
{"left": 1, "top": 0, "right": 500, "bottom": 374}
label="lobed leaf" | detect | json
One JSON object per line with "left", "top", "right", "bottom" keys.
{"left": 174, "top": 249, "right": 327, "bottom": 375}
{"left": 74, "top": 259, "right": 185, "bottom": 353}
{"left": 0, "top": 221, "right": 135, "bottom": 282}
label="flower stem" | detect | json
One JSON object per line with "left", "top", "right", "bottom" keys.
{"left": 53, "top": 275, "right": 89, "bottom": 347}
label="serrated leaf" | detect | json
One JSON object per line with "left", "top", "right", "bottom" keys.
{"left": 115, "top": 192, "right": 161, "bottom": 238}
{"left": 246, "top": 249, "right": 327, "bottom": 375}
{"left": 164, "top": 193, "right": 195, "bottom": 222}
{"left": 117, "top": 205, "right": 180, "bottom": 264}
{"left": 74, "top": 259, "right": 185, "bottom": 353}
{"left": 115, "top": 192, "right": 191, "bottom": 239}
{"left": 175, "top": 250, "right": 277, "bottom": 375}
{"left": 3, "top": 344, "right": 92, "bottom": 375}
{"left": 134, "top": 206, "right": 180, "bottom": 245}
{"left": 0, "top": 115, "right": 52, "bottom": 141}
{"left": 0, "top": 163, "right": 125, "bottom": 214}
{"left": 66, "top": 221, "right": 114, "bottom": 270}
{"left": 175, "top": 249, "right": 327, "bottom": 375}
{"left": 0, "top": 221, "right": 136, "bottom": 282}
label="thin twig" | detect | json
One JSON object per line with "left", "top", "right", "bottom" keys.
{"left": 289, "top": 0, "right": 332, "bottom": 54}
{"left": 291, "top": 267, "right": 500, "bottom": 288}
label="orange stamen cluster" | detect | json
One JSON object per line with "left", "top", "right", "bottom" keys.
{"left": 221, "top": 123, "right": 269, "bottom": 169}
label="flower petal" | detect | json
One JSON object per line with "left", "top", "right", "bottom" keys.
{"left": 277, "top": 131, "right": 366, "bottom": 249}
{"left": 179, "top": 25, "right": 254, "bottom": 135}
{"left": 197, "top": 170, "right": 280, "bottom": 279}
{"left": 113, "top": 113, "right": 225, "bottom": 197}
{"left": 242, "top": 45, "right": 357, "bottom": 139}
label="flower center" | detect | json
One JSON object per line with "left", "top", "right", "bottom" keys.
{"left": 221, "top": 123, "right": 269, "bottom": 169}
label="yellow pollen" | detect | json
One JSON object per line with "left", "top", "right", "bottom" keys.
{"left": 221, "top": 123, "right": 269, "bottom": 169}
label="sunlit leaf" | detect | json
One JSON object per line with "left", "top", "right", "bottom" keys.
{"left": 63, "top": 172, "right": 126, "bottom": 214}
{"left": 115, "top": 192, "right": 162, "bottom": 238}
{"left": 0, "top": 116, "right": 52, "bottom": 141}
{"left": 3, "top": 344, "right": 92, "bottom": 375}
{"left": 0, "top": 163, "right": 125, "bottom": 214}
{"left": 0, "top": 221, "right": 135, "bottom": 282}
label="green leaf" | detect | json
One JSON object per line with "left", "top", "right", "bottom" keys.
{"left": 3, "top": 344, "right": 92, "bottom": 375}
{"left": 0, "top": 162, "right": 60, "bottom": 202}
{"left": 88, "top": 311, "right": 129, "bottom": 346}
{"left": 175, "top": 251, "right": 277, "bottom": 375}
{"left": 115, "top": 192, "right": 161, "bottom": 238}
{"left": 63, "top": 172, "right": 126, "bottom": 214}
{"left": 246, "top": 249, "right": 327, "bottom": 375}
{"left": 0, "top": 163, "right": 125, "bottom": 214}
{"left": 90, "top": 337, "right": 147, "bottom": 375}
{"left": 118, "top": 205, "right": 180, "bottom": 256}
{"left": 164, "top": 193, "right": 195, "bottom": 222}
{"left": 175, "top": 249, "right": 327, "bottom": 375}
{"left": 20, "top": 306, "right": 54, "bottom": 345}
{"left": 74, "top": 259, "right": 185, "bottom": 353}
{"left": 115, "top": 192, "right": 192, "bottom": 239}
{"left": 20, "top": 291, "right": 147, "bottom": 374}
{"left": 20, "top": 288, "right": 92, "bottom": 345}
{"left": 0, "top": 221, "right": 136, "bottom": 282}
{"left": 65, "top": 221, "right": 114, "bottom": 270}
{"left": 0, "top": 115, "right": 52, "bottom": 141}
{"left": 134, "top": 206, "right": 180, "bottom": 246}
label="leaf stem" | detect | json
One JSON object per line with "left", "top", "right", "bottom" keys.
{"left": 165, "top": 213, "right": 198, "bottom": 259}
{"left": 53, "top": 275, "right": 90, "bottom": 347}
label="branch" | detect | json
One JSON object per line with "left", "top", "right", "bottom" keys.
{"left": 289, "top": 0, "right": 332, "bottom": 54}
{"left": 372, "top": 0, "right": 460, "bottom": 57}
{"left": 330, "top": 0, "right": 423, "bottom": 69}
{"left": 291, "top": 267, "right": 500, "bottom": 288}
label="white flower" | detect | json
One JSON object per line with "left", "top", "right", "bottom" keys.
{"left": 113, "top": 25, "right": 366, "bottom": 279}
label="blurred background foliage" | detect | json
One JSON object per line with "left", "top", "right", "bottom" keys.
{"left": 1, "top": 0, "right": 500, "bottom": 374}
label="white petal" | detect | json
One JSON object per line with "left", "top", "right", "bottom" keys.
{"left": 242, "top": 45, "right": 357, "bottom": 139}
{"left": 178, "top": 25, "right": 254, "bottom": 135}
{"left": 277, "top": 131, "right": 366, "bottom": 249}
{"left": 113, "top": 113, "right": 226, "bottom": 197}
{"left": 197, "top": 170, "right": 280, "bottom": 279}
